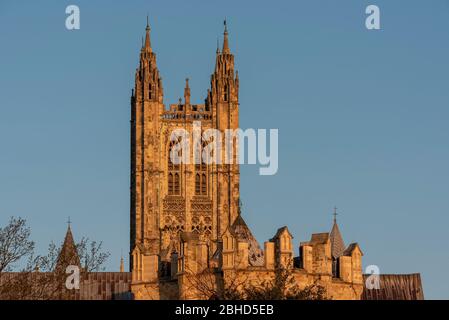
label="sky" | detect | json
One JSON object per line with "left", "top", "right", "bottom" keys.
{"left": 0, "top": 0, "right": 448, "bottom": 299}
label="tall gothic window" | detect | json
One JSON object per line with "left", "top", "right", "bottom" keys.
{"left": 168, "top": 141, "right": 181, "bottom": 195}
{"left": 195, "top": 174, "right": 201, "bottom": 195}
{"left": 332, "top": 259, "right": 340, "bottom": 278}
{"left": 195, "top": 140, "right": 208, "bottom": 196}
{"left": 224, "top": 84, "right": 228, "bottom": 102}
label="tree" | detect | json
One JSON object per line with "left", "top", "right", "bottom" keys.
{"left": 242, "top": 267, "right": 329, "bottom": 300}
{"left": 76, "top": 237, "right": 110, "bottom": 272}
{"left": 0, "top": 217, "right": 35, "bottom": 273}
{"left": 0, "top": 217, "right": 111, "bottom": 300}
{"left": 180, "top": 265, "right": 248, "bottom": 300}
{"left": 0, "top": 217, "right": 37, "bottom": 299}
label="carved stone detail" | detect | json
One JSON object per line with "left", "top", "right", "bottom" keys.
{"left": 163, "top": 197, "right": 185, "bottom": 213}
{"left": 190, "top": 198, "right": 212, "bottom": 213}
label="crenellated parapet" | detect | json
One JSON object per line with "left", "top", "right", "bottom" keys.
{"left": 161, "top": 104, "right": 212, "bottom": 121}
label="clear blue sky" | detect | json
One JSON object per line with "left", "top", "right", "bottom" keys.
{"left": 0, "top": 0, "right": 448, "bottom": 299}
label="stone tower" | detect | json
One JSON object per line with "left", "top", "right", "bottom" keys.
{"left": 129, "top": 20, "right": 240, "bottom": 297}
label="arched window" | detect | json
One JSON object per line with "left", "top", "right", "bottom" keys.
{"left": 332, "top": 259, "right": 340, "bottom": 278}
{"left": 195, "top": 174, "right": 201, "bottom": 194}
{"left": 195, "top": 140, "right": 208, "bottom": 196}
{"left": 168, "top": 173, "right": 173, "bottom": 193}
{"left": 168, "top": 141, "right": 181, "bottom": 195}
{"left": 174, "top": 173, "right": 180, "bottom": 195}
{"left": 201, "top": 174, "right": 207, "bottom": 195}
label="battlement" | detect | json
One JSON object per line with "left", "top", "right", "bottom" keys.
{"left": 161, "top": 104, "right": 212, "bottom": 121}
{"left": 167, "top": 220, "right": 365, "bottom": 300}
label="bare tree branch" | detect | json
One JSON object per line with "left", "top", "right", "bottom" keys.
{"left": 0, "top": 217, "right": 34, "bottom": 273}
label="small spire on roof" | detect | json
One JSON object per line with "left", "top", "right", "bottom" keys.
{"left": 330, "top": 207, "right": 345, "bottom": 259}
{"left": 333, "top": 206, "right": 338, "bottom": 223}
{"left": 222, "top": 19, "right": 230, "bottom": 54}
{"left": 216, "top": 37, "right": 220, "bottom": 54}
{"left": 184, "top": 78, "right": 190, "bottom": 105}
{"left": 120, "top": 253, "right": 125, "bottom": 272}
{"left": 56, "top": 221, "right": 81, "bottom": 271}
{"left": 144, "top": 16, "right": 152, "bottom": 53}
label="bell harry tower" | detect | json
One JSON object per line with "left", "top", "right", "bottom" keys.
{"left": 130, "top": 19, "right": 240, "bottom": 291}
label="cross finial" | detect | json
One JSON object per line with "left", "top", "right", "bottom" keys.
{"left": 224, "top": 18, "right": 227, "bottom": 32}
{"left": 333, "top": 207, "right": 338, "bottom": 223}
{"left": 67, "top": 216, "right": 71, "bottom": 228}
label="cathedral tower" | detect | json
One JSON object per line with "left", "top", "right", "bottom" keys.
{"left": 130, "top": 20, "right": 241, "bottom": 296}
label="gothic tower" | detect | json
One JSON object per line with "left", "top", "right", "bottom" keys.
{"left": 206, "top": 20, "right": 240, "bottom": 241}
{"left": 130, "top": 21, "right": 240, "bottom": 297}
{"left": 130, "top": 19, "right": 164, "bottom": 259}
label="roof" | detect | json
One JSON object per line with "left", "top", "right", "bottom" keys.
{"left": 300, "top": 232, "right": 329, "bottom": 247}
{"left": 311, "top": 232, "right": 330, "bottom": 244}
{"left": 330, "top": 221, "right": 345, "bottom": 259}
{"left": 362, "top": 274, "right": 424, "bottom": 300}
{"left": 230, "top": 215, "right": 264, "bottom": 266}
{"left": 342, "top": 243, "right": 363, "bottom": 256}
{"left": 270, "top": 226, "right": 293, "bottom": 241}
{"left": 0, "top": 272, "right": 132, "bottom": 300}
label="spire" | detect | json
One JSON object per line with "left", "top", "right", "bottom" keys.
{"left": 144, "top": 16, "right": 152, "bottom": 53}
{"left": 230, "top": 214, "right": 264, "bottom": 266}
{"left": 329, "top": 207, "right": 345, "bottom": 259}
{"left": 333, "top": 206, "right": 338, "bottom": 223}
{"left": 120, "top": 255, "right": 125, "bottom": 272}
{"left": 184, "top": 78, "right": 190, "bottom": 105}
{"left": 56, "top": 222, "right": 81, "bottom": 271}
{"left": 216, "top": 37, "right": 220, "bottom": 55}
{"left": 222, "top": 19, "right": 230, "bottom": 54}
